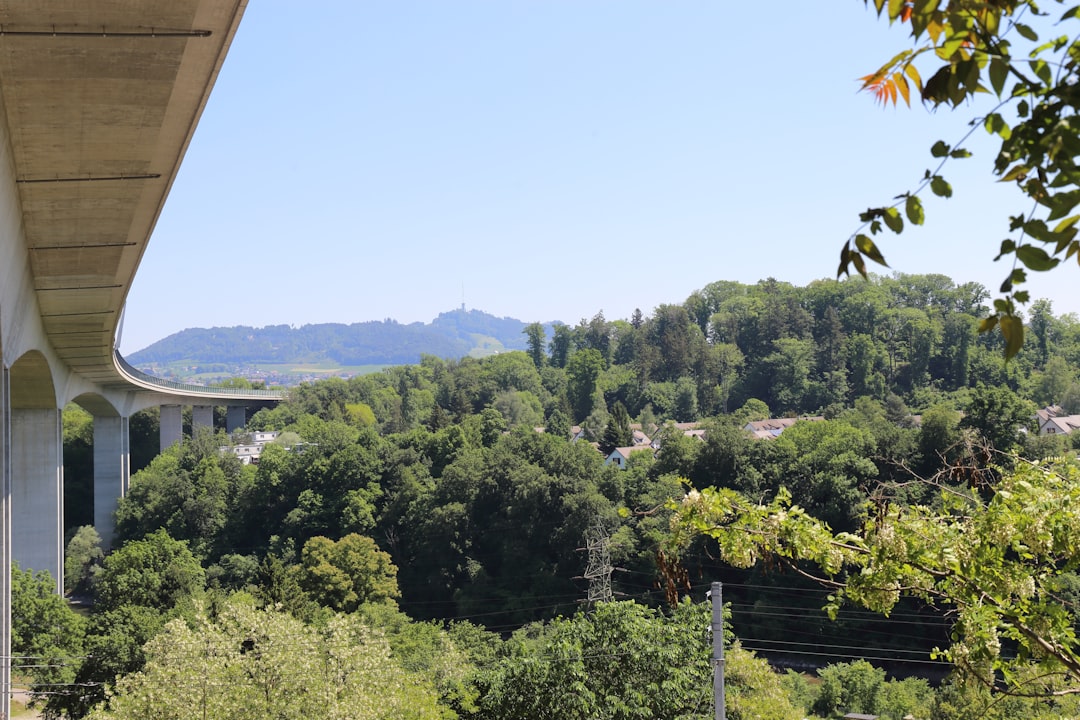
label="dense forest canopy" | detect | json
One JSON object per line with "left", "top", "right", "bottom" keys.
{"left": 39, "top": 272, "right": 1080, "bottom": 718}
{"left": 31, "top": 0, "right": 1080, "bottom": 713}
{"left": 256, "top": 272, "right": 1080, "bottom": 426}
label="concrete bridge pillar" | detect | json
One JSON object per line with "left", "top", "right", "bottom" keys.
{"left": 1, "top": 367, "right": 12, "bottom": 720}
{"left": 160, "top": 404, "right": 182, "bottom": 452}
{"left": 11, "top": 407, "right": 62, "bottom": 592}
{"left": 192, "top": 404, "right": 213, "bottom": 433}
{"left": 226, "top": 405, "right": 246, "bottom": 433}
{"left": 93, "top": 415, "right": 129, "bottom": 550}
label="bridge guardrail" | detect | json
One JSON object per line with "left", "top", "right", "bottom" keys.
{"left": 113, "top": 351, "right": 287, "bottom": 400}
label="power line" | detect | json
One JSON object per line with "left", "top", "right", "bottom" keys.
{"left": 739, "top": 645, "right": 952, "bottom": 667}
{"left": 734, "top": 643, "right": 937, "bottom": 660}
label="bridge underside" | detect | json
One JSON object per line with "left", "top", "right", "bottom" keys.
{"left": 0, "top": 0, "right": 247, "bottom": 398}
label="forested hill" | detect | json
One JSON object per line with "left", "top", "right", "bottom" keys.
{"left": 49, "top": 272, "right": 1080, "bottom": 719}
{"left": 128, "top": 308, "right": 551, "bottom": 366}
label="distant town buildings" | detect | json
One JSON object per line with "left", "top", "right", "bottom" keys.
{"left": 593, "top": 416, "right": 827, "bottom": 469}
{"left": 743, "top": 416, "right": 824, "bottom": 439}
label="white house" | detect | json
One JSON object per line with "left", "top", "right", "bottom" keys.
{"left": 605, "top": 446, "right": 653, "bottom": 469}
{"left": 1036, "top": 405, "right": 1080, "bottom": 436}
{"left": 220, "top": 430, "right": 283, "bottom": 465}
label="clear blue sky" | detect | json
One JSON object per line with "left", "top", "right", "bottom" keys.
{"left": 118, "top": 2, "right": 1071, "bottom": 353}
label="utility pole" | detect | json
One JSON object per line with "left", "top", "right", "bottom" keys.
{"left": 711, "top": 581, "right": 725, "bottom": 720}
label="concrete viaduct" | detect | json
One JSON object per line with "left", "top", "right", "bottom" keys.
{"left": 0, "top": 1, "right": 273, "bottom": 715}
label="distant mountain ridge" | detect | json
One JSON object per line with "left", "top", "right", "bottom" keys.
{"left": 127, "top": 309, "right": 557, "bottom": 367}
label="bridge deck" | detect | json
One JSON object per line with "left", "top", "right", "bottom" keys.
{"left": 113, "top": 351, "right": 284, "bottom": 400}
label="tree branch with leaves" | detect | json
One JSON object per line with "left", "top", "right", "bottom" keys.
{"left": 842, "top": 0, "right": 1080, "bottom": 357}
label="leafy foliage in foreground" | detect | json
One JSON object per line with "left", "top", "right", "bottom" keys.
{"left": 673, "top": 455, "right": 1080, "bottom": 700}
{"left": 85, "top": 598, "right": 444, "bottom": 720}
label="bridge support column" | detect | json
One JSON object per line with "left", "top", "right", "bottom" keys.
{"left": 1, "top": 367, "right": 12, "bottom": 720}
{"left": 192, "top": 405, "right": 213, "bottom": 433}
{"left": 160, "top": 404, "right": 182, "bottom": 452}
{"left": 93, "top": 416, "right": 129, "bottom": 550}
{"left": 11, "top": 407, "right": 62, "bottom": 592}
{"left": 226, "top": 405, "right": 246, "bottom": 433}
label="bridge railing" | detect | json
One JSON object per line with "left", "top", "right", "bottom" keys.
{"left": 113, "top": 351, "right": 287, "bottom": 399}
